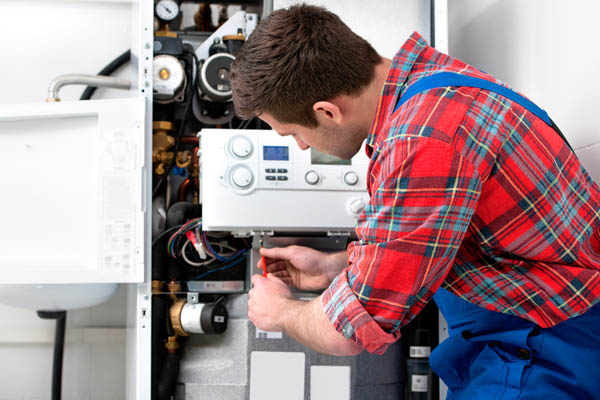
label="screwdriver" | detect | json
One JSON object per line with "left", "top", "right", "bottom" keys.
{"left": 260, "top": 239, "right": 267, "bottom": 277}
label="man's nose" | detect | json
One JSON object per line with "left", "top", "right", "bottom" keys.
{"left": 294, "top": 136, "right": 310, "bottom": 150}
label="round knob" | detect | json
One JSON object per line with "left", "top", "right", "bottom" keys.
{"left": 230, "top": 136, "right": 253, "bottom": 158}
{"left": 231, "top": 166, "right": 253, "bottom": 188}
{"left": 347, "top": 197, "right": 366, "bottom": 217}
{"left": 343, "top": 171, "right": 359, "bottom": 186}
{"left": 305, "top": 170, "right": 320, "bottom": 185}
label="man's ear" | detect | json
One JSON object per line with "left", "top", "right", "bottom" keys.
{"left": 313, "top": 101, "right": 343, "bottom": 126}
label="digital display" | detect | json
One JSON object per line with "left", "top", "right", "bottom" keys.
{"left": 263, "top": 145, "right": 289, "bottom": 161}
{"left": 311, "top": 148, "right": 351, "bottom": 166}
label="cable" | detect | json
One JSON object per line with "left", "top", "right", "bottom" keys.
{"left": 152, "top": 224, "right": 184, "bottom": 247}
{"left": 181, "top": 240, "right": 207, "bottom": 267}
{"left": 190, "top": 253, "right": 248, "bottom": 280}
{"left": 237, "top": 117, "right": 255, "bottom": 129}
{"left": 80, "top": 49, "right": 131, "bottom": 100}
{"left": 181, "top": 240, "right": 220, "bottom": 267}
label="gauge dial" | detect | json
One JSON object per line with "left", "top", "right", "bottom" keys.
{"left": 155, "top": 0, "right": 179, "bottom": 22}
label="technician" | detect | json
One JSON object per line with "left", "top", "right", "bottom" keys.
{"left": 230, "top": 5, "right": 600, "bottom": 398}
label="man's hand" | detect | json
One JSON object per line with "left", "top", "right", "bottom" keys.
{"left": 248, "top": 274, "right": 293, "bottom": 332}
{"left": 258, "top": 246, "right": 347, "bottom": 291}
{"left": 248, "top": 273, "right": 363, "bottom": 356}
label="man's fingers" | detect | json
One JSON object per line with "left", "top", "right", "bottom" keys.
{"left": 271, "top": 270, "right": 291, "bottom": 279}
{"left": 260, "top": 245, "right": 297, "bottom": 261}
{"left": 251, "top": 274, "right": 266, "bottom": 286}
{"left": 266, "top": 273, "right": 286, "bottom": 285}
{"left": 258, "top": 260, "right": 286, "bottom": 273}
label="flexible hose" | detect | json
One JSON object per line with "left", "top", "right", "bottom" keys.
{"left": 47, "top": 74, "right": 131, "bottom": 101}
{"left": 80, "top": 50, "right": 132, "bottom": 100}
{"left": 37, "top": 311, "right": 67, "bottom": 400}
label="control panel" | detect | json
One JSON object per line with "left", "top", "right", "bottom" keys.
{"left": 200, "top": 129, "right": 370, "bottom": 233}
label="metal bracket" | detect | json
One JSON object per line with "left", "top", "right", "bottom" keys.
{"left": 186, "top": 292, "right": 200, "bottom": 304}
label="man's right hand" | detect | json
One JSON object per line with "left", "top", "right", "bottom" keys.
{"left": 258, "top": 246, "right": 347, "bottom": 291}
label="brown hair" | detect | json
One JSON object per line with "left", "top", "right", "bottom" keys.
{"left": 230, "top": 4, "right": 381, "bottom": 127}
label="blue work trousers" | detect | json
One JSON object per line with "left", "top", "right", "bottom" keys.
{"left": 430, "top": 288, "right": 600, "bottom": 399}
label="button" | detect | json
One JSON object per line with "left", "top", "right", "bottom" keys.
{"left": 230, "top": 136, "right": 253, "bottom": 158}
{"left": 277, "top": 176, "right": 288, "bottom": 181}
{"left": 347, "top": 197, "right": 366, "bottom": 217}
{"left": 305, "top": 170, "right": 319, "bottom": 185}
{"left": 277, "top": 168, "right": 288, "bottom": 173}
{"left": 517, "top": 348, "right": 531, "bottom": 360}
{"left": 231, "top": 166, "right": 253, "bottom": 188}
{"left": 266, "top": 175, "right": 276, "bottom": 181}
{"left": 265, "top": 168, "right": 276, "bottom": 173}
{"left": 343, "top": 171, "right": 359, "bottom": 186}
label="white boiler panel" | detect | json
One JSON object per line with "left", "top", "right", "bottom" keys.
{"left": 200, "top": 129, "right": 370, "bottom": 233}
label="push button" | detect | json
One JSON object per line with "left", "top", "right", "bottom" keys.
{"left": 277, "top": 168, "right": 288, "bottom": 173}
{"left": 266, "top": 175, "right": 276, "bottom": 181}
{"left": 265, "top": 168, "right": 276, "bottom": 173}
{"left": 277, "top": 176, "right": 288, "bottom": 181}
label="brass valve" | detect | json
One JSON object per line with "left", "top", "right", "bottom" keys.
{"left": 153, "top": 121, "right": 175, "bottom": 175}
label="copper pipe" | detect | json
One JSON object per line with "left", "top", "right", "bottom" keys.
{"left": 178, "top": 179, "right": 192, "bottom": 202}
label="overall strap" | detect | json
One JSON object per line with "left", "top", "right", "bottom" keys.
{"left": 394, "top": 72, "right": 573, "bottom": 151}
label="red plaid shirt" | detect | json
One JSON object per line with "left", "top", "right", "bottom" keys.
{"left": 322, "top": 32, "right": 600, "bottom": 354}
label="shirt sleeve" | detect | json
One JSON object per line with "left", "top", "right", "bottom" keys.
{"left": 321, "top": 136, "right": 482, "bottom": 354}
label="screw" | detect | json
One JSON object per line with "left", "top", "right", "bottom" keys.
{"left": 144, "top": 43, "right": 151, "bottom": 49}
{"left": 202, "top": 109, "right": 208, "bottom": 115}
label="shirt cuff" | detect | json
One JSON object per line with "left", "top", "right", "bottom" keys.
{"left": 321, "top": 269, "right": 399, "bottom": 355}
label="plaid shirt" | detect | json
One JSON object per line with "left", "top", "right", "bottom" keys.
{"left": 322, "top": 32, "right": 600, "bottom": 354}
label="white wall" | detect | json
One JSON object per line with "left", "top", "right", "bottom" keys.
{"left": 448, "top": 0, "right": 600, "bottom": 183}
{"left": 0, "top": 1, "right": 133, "bottom": 398}
{"left": 274, "top": 0, "right": 432, "bottom": 58}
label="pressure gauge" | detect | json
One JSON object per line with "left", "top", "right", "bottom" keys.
{"left": 155, "top": 0, "right": 179, "bottom": 23}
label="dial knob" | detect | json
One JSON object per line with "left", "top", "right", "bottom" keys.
{"left": 230, "top": 166, "right": 253, "bottom": 189}
{"left": 305, "top": 170, "right": 320, "bottom": 185}
{"left": 230, "top": 136, "right": 253, "bottom": 159}
{"left": 343, "top": 171, "right": 359, "bottom": 186}
{"left": 347, "top": 197, "right": 366, "bottom": 217}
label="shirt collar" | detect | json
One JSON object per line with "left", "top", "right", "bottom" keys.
{"left": 365, "top": 31, "right": 430, "bottom": 150}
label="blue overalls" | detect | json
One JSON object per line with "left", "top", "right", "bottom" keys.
{"left": 395, "top": 73, "right": 600, "bottom": 399}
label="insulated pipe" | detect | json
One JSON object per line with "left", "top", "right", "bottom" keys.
{"left": 47, "top": 74, "right": 131, "bottom": 102}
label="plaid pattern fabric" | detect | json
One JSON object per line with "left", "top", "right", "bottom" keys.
{"left": 322, "top": 32, "right": 600, "bottom": 354}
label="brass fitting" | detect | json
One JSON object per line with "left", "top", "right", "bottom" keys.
{"left": 176, "top": 150, "right": 192, "bottom": 168}
{"left": 155, "top": 24, "right": 178, "bottom": 38}
{"left": 152, "top": 280, "right": 163, "bottom": 294}
{"left": 165, "top": 336, "right": 180, "bottom": 353}
{"left": 153, "top": 121, "right": 175, "bottom": 175}
{"left": 167, "top": 281, "right": 181, "bottom": 302}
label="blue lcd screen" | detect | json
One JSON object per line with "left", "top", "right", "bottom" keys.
{"left": 263, "top": 145, "right": 289, "bottom": 161}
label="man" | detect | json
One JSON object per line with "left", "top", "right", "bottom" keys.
{"left": 230, "top": 5, "right": 600, "bottom": 398}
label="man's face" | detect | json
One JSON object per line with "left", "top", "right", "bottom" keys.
{"left": 259, "top": 113, "right": 364, "bottom": 160}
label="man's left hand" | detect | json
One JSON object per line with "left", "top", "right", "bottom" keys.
{"left": 248, "top": 273, "right": 293, "bottom": 331}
